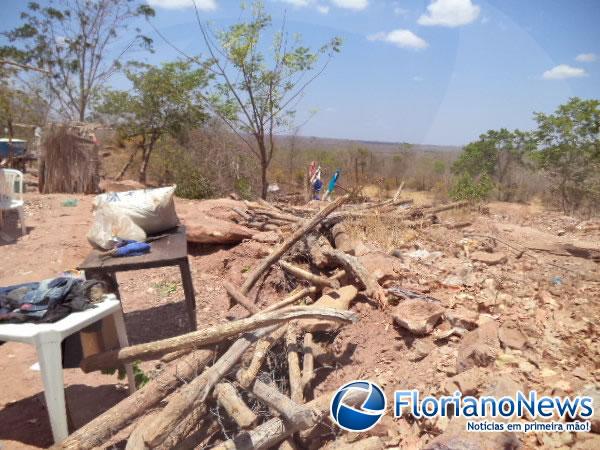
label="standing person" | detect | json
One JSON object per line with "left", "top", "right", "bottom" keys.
{"left": 323, "top": 169, "right": 341, "bottom": 201}
{"left": 310, "top": 166, "right": 323, "bottom": 200}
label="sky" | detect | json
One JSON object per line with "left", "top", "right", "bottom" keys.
{"left": 2, "top": 0, "right": 600, "bottom": 146}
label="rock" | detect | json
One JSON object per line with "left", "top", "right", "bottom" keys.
{"left": 423, "top": 417, "right": 520, "bottom": 450}
{"left": 444, "top": 367, "right": 483, "bottom": 396}
{"left": 332, "top": 223, "right": 357, "bottom": 254}
{"left": 177, "top": 197, "right": 248, "bottom": 222}
{"left": 445, "top": 308, "right": 479, "bottom": 331}
{"left": 483, "top": 377, "right": 523, "bottom": 399}
{"left": 181, "top": 214, "right": 255, "bottom": 244}
{"left": 357, "top": 252, "right": 404, "bottom": 283}
{"left": 572, "top": 433, "right": 600, "bottom": 450}
{"left": 498, "top": 322, "right": 528, "bottom": 350}
{"left": 470, "top": 251, "right": 508, "bottom": 266}
{"left": 326, "top": 436, "right": 385, "bottom": 450}
{"left": 99, "top": 179, "right": 145, "bottom": 192}
{"left": 393, "top": 300, "right": 445, "bottom": 336}
{"left": 301, "top": 286, "right": 358, "bottom": 332}
{"left": 407, "top": 339, "right": 435, "bottom": 362}
{"left": 456, "top": 320, "right": 500, "bottom": 373}
{"left": 578, "top": 385, "right": 600, "bottom": 433}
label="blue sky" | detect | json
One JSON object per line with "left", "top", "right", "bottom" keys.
{"left": 2, "top": 0, "right": 600, "bottom": 145}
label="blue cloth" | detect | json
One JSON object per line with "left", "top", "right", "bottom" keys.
{"left": 327, "top": 170, "right": 340, "bottom": 193}
{"left": 114, "top": 241, "right": 151, "bottom": 257}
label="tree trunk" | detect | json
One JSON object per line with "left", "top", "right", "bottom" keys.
{"left": 138, "top": 137, "right": 156, "bottom": 185}
{"left": 116, "top": 145, "right": 140, "bottom": 181}
{"left": 260, "top": 159, "right": 268, "bottom": 199}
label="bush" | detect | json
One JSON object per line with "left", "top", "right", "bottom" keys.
{"left": 449, "top": 173, "right": 493, "bottom": 202}
{"left": 174, "top": 165, "right": 213, "bottom": 199}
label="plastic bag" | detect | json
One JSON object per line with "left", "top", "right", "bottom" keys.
{"left": 87, "top": 204, "right": 147, "bottom": 250}
{"left": 93, "top": 185, "right": 179, "bottom": 234}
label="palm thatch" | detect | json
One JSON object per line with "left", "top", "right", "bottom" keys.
{"left": 39, "top": 124, "right": 100, "bottom": 194}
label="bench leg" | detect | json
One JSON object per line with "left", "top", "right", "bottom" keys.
{"left": 179, "top": 258, "right": 197, "bottom": 330}
{"left": 34, "top": 333, "right": 68, "bottom": 443}
{"left": 112, "top": 308, "right": 137, "bottom": 394}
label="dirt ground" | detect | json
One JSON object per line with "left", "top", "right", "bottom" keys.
{"left": 0, "top": 192, "right": 599, "bottom": 449}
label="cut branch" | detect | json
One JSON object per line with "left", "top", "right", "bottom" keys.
{"left": 240, "top": 195, "right": 349, "bottom": 294}
{"left": 81, "top": 306, "right": 357, "bottom": 372}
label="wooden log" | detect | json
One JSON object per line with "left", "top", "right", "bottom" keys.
{"left": 232, "top": 207, "right": 250, "bottom": 221}
{"left": 223, "top": 280, "right": 259, "bottom": 314}
{"left": 423, "top": 200, "right": 468, "bottom": 215}
{"left": 253, "top": 208, "right": 302, "bottom": 223}
{"left": 130, "top": 326, "right": 277, "bottom": 449}
{"left": 81, "top": 307, "right": 358, "bottom": 372}
{"left": 238, "top": 326, "right": 287, "bottom": 389}
{"left": 212, "top": 386, "right": 368, "bottom": 450}
{"left": 56, "top": 349, "right": 214, "bottom": 450}
{"left": 127, "top": 402, "right": 207, "bottom": 450}
{"left": 331, "top": 223, "right": 355, "bottom": 254}
{"left": 322, "top": 248, "right": 387, "bottom": 307}
{"left": 242, "top": 373, "right": 315, "bottom": 429}
{"left": 301, "top": 332, "right": 314, "bottom": 393}
{"left": 286, "top": 323, "right": 303, "bottom": 404}
{"left": 393, "top": 181, "right": 405, "bottom": 202}
{"left": 240, "top": 195, "right": 349, "bottom": 294}
{"left": 279, "top": 261, "right": 339, "bottom": 288}
{"left": 261, "top": 287, "right": 317, "bottom": 313}
{"left": 214, "top": 382, "right": 258, "bottom": 429}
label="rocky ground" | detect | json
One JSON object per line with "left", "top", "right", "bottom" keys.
{"left": 0, "top": 191, "right": 598, "bottom": 449}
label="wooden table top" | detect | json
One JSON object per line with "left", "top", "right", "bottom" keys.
{"left": 78, "top": 226, "right": 188, "bottom": 272}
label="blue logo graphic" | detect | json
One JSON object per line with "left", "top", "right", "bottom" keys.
{"left": 330, "top": 380, "right": 387, "bottom": 432}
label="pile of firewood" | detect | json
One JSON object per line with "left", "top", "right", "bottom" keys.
{"left": 56, "top": 194, "right": 470, "bottom": 450}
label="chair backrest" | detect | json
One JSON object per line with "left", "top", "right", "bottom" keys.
{"left": 0, "top": 168, "right": 24, "bottom": 203}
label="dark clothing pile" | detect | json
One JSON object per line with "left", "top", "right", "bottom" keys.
{"left": 0, "top": 277, "right": 103, "bottom": 323}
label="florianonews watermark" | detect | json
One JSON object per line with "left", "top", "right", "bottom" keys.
{"left": 330, "top": 381, "right": 594, "bottom": 433}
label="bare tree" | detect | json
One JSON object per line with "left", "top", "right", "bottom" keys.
{"left": 194, "top": 0, "right": 341, "bottom": 198}
{"left": 1, "top": 0, "right": 155, "bottom": 121}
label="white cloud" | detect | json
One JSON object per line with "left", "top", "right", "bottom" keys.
{"left": 368, "top": 29, "right": 428, "bottom": 50}
{"left": 394, "top": 7, "right": 408, "bottom": 16}
{"left": 418, "top": 0, "right": 480, "bottom": 27}
{"left": 575, "top": 53, "right": 597, "bottom": 63}
{"left": 317, "top": 4, "right": 330, "bottom": 13}
{"left": 330, "top": 0, "right": 368, "bottom": 11}
{"left": 542, "top": 64, "right": 587, "bottom": 80}
{"left": 147, "top": 0, "right": 216, "bottom": 10}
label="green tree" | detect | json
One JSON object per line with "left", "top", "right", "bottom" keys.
{"left": 533, "top": 97, "right": 600, "bottom": 213}
{"left": 452, "top": 128, "right": 534, "bottom": 200}
{"left": 96, "top": 61, "right": 209, "bottom": 184}
{"left": 198, "top": 1, "right": 341, "bottom": 198}
{"left": 1, "top": 0, "right": 155, "bottom": 121}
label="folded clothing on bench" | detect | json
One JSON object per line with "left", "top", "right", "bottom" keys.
{"left": 0, "top": 277, "right": 105, "bottom": 323}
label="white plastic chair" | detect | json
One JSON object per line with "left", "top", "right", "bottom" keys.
{"left": 0, "top": 294, "right": 136, "bottom": 443}
{"left": 0, "top": 168, "right": 26, "bottom": 235}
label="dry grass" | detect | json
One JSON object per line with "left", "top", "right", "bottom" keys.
{"left": 344, "top": 214, "right": 420, "bottom": 252}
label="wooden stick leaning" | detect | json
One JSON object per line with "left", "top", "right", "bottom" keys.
{"left": 286, "top": 323, "right": 304, "bottom": 404}
{"left": 240, "top": 195, "right": 349, "bottom": 295}
{"left": 81, "top": 306, "right": 357, "bottom": 372}
{"left": 127, "top": 326, "right": 278, "bottom": 450}
{"left": 279, "top": 261, "right": 339, "bottom": 288}
{"left": 56, "top": 349, "right": 214, "bottom": 450}
{"left": 214, "top": 382, "right": 258, "bottom": 429}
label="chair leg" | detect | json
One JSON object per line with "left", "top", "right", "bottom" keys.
{"left": 112, "top": 308, "right": 136, "bottom": 394}
{"left": 34, "top": 332, "right": 69, "bottom": 443}
{"left": 18, "top": 206, "right": 26, "bottom": 235}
